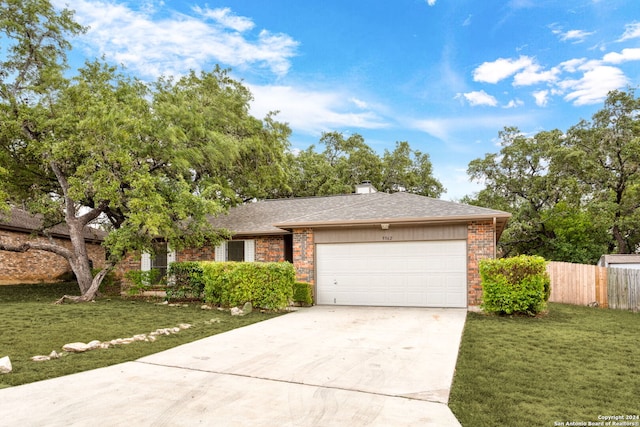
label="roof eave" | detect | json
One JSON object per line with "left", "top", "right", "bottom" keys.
{"left": 275, "top": 213, "right": 511, "bottom": 229}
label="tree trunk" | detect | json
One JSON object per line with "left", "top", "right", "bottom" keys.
{"left": 55, "top": 265, "right": 113, "bottom": 304}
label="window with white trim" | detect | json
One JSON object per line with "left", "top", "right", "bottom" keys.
{"left": 141, "top": 241, "right": 176, "bottom": 284}
{"left": 215, "top": 240, "right": 255, "bottom": 262}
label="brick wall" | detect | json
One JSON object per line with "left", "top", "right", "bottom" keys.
{"left": 292, "top": 228, "right": 314, "bottom": 284}
{"left": 467, "top": 220, "right": 496, "bottom": 306}
{"left": 255, "top": 235, "right": 286, "bottom": 262}
{"left": 0, "top": 229, "right": 105, "bottom": 285}
{"left": 177, "top": 245, "right": 216, "bottom": 262}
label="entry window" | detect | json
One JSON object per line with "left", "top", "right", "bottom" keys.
{"left": 227, "top": 240, "right": 245, "bottom": 261}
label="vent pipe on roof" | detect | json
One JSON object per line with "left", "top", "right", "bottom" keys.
{"left": 355, "top": 181, "right": 377, "bottom": 194}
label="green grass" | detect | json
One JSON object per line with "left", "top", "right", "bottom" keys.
{"left": 450, "top": 303, "right": 640, "bottom": 427}
{"left": 0, "top": 282, "right": 281, "bottom": 389}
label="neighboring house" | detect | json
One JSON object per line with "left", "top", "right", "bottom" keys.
{"left": 0, "top": 208, "right": 106, "bottom": 284}
{"left": 597, "top": 254, "right": 640, "bottom": 270}
{"left": 117, "top": 185, "right": 511, "bottom": 308}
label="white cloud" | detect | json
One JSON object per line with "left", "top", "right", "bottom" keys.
{"left": 603, "top": 48, "right": 640, "bottom": 64}
{"left": 193, "top": 6, "right": 255, "bottom": 32}
{"left": 457, "top": 90, "right": 498, "bottom": 107}
{"left": 562, "top": 65, "right": 628, "bottom": 106}
{"left": 503, "top": 99, "right": 524, "bottom": 109}
{"left": 409, "top": 114, "right": 533, "bottom": 142}
{"left": 618, "top": 22, "right": 640, "bottom": 42}
{"left": 559, "top": 58, "right": 587, "bottom": 72}
{"left": 558, "top": 29, "right": 595, "bottom": 43}
{"left": 513, "top": 64, "right": 560, "bottom": 86}
{"left": 53, "top": 0, "right": 298, "bottom": 78}
{"left": 426, "top": 0, "right": 437, "bottom": 6}
{"left": 533, "top": 90, "right": 549, "bottom": 107}
{"left": 248, "top": 85, "right": 389, "bottom": 135}
{"left": 473, "top": 56, "right": 534, "bottom": 84}
{"left": 350, "top": 98, "right": 369, "bottom": 109}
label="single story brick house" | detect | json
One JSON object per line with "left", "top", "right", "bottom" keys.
{"left": 117, "top": 184, "right": 510, "bottom": 308}
{"left": 0, "top": 208, "right": 106, "bottom": 284}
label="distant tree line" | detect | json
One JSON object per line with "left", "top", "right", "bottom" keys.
{"left": 279, "top": 132, "right": 444, "bottom": 199}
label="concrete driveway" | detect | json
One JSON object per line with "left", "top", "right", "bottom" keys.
{"left": 0, "top": 306, "right": 466, "bottom": 426}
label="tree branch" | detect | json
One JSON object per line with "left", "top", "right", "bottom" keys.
{"left": 0, "top": 237, "right": 74, "bottom": 260}
{"left": 78, "top": 200, "right": 109, "bottom": 227}
{"left": 49, "top": 160, "right": 76, "bottom": 220}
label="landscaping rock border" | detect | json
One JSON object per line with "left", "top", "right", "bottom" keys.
{"left": 29, "top": 323, "right": 194, "bottom": 362}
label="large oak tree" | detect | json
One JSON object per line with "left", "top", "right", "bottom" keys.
{"left": 0, "top": 0, "right": 290, "bottom": 301}
{"left": 466, "top": 90, "right": 640, "bottom": 262}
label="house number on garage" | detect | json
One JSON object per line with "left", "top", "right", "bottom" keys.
{"left": 382, "top": 235, "right": 393, "bottom": 241}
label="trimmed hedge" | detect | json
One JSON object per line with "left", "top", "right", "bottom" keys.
{"left": 167, "top": 262, "right": 205, "bottom": 301}
{"left": 292, "top": 282, "right": 313, "bottom": 306}
{"left": 480, "top": 255, "right": 551, "bottom": 316}
{"left": 202, "top": 261, "right": 295, "bottom": 310}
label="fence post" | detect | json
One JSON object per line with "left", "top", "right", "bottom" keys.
{"left": 595, "top": 266, "right": 608, "bottom": 308}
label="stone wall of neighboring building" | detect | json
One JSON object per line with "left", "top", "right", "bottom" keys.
{"left": 0, "top": 229, "right": 105, "bottom": 285}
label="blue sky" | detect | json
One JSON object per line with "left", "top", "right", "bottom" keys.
{"left": 51, "top": 0, "right": 640, "bottom": 199}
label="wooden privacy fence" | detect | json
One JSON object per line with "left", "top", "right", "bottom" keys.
{"left": 546, "top": 261, "right": 640, "bottom": 311}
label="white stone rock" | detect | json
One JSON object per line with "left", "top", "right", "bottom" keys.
{"left": 31, "top": 355, "right": 50, "bottom": 362}
{"left": 201, "top": 304, "right": 212, "bottom": 310}
{"left": 0, "top": 356, "right": 11, "bottom": 373}
{"left": 86, "top": 340, "right": 102, "bottom": 350}
{"left": 230, "top": 307, "right": 243, "bottom": 316}
{"left": 120, "top": 338, "right": 135, "bottom": 344}
{"left": 242, "top": 302, "right": 253, "bottom": 314}
{"left": 171, "top": 327, "right": 180, "bottom": 333}
{"left": 63, "top": 342, "right": 91, "bottom": 353}
{"left": 147, "top": 335, "right": 157, "bottom": 342}
{"left": 133, "top": 334, "right": 147, "bottom": 342}
{"left": 178, "top": 323, "right": 192, "bottom": 330}
{"left": 49, "top": 351, "right": 60, "bottom": 359}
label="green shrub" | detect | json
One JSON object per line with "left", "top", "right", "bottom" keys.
{"left": 480, "top": 255, "right": 550, "bottom": 316}
{"left": 292, "top": 282, "right": 313, "bottom": 306}
{"left": 167, "top": 262, "right": 205, "bottom": 301}
{"left": 202, "top": 261, "right": 295, "bottom": 310}
{"left": 123, "top": 269, "right": 161, "bottom": 295}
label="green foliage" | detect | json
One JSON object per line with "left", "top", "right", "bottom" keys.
{"left": 292, "top": 282, "right": 313, "bottom": 306}
{"left": 202, "top": 261, "right": 295, "bottom": 310}
{"left": 480, "top": 255, "right": 550, "bottom": 315}
{"left": 467, "top": 90, "right": 640, "bottom": 260}
{"left": 0, "top": 2, "right": 291, "bottom": 298}
{"left": 166, "top": 262, "right": 205, "bottom": 301}
{"left": 286, "top": 132, "right": 444, "bottom": 198}
{"left": 123, "top": 269, "right": 161, "bottom": 295}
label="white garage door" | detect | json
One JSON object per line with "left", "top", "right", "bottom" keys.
{"left": 316, "top": 240, "right": 467, "bottom": 308}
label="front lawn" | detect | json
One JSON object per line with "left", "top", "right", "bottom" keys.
{"left": 0, "top": 282, "right": 281, "bottom": 388}
{"left": 450, "top": 303, "right": 640, "bottom": 427}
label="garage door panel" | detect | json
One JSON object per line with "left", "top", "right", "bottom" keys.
{"left": 316, "top": 241, "right": 467, "bottom": 308}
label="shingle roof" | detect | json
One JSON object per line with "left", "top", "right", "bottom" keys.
{"left": 0, "top": 208, "right": 106, "bottom": 242}
{"left": 208, "top": 192, "right": 511, "bottom": 237}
